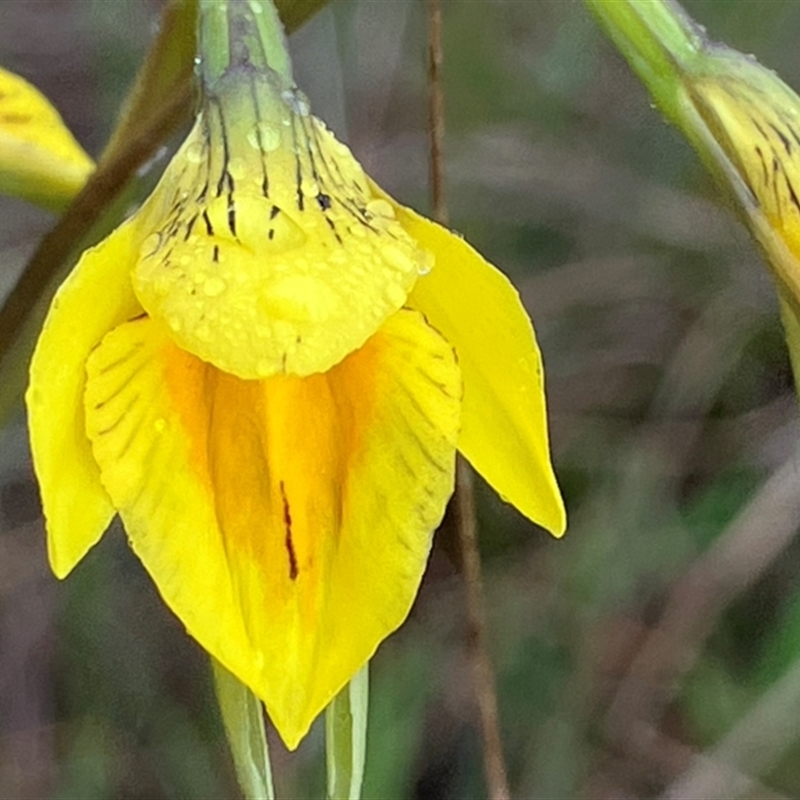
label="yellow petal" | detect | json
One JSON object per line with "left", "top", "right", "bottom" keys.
{"left": 26, "top": 220, "right": 143, "bottom": 578}
{"left": 132, "top": 75, "right": 431, "bottom": 379}
{"left": 387, "top": 196, "right": 566, "bottom": 536}
{"left": 0, "top": 66, "right": 94, "bottom": 210}
{"left": 686, "top": 71, "right": 800, "bottom": 306}
{"left": 690, "top": 72, "right": 800, "bottom": 244}
{"left": 83, "top": 308, "right": 460, "bottom": 748}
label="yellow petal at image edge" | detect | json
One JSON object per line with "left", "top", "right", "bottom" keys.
{"left": 83, "top": 308, "right": 461, "bottom": 749}
{"left": 27, "top": 219, "right": 143, "bottom": 578}
{"left": 390, "top": 198, "right": 566, "bottom": 536}
{"left": 0, "top": 67, "right": 94, "bottom": 210}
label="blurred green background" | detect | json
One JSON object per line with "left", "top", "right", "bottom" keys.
{"left": 3, "top": 0, "right": 800, "bottom": 797}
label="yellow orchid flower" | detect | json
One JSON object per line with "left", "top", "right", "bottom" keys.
{"left": 0, "top": 66, "right": 94, "bottom": 210}
{"left": 26, "top": 0, "right": 565, "bottom": 749}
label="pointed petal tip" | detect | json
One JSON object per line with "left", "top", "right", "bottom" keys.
{"left": 493, "top": 463, "right": 566, "bottom": 539}
{"left": 546, "top": 497, "right": 568, "bottom": 539}
{"left": 384, "top": 190, "right": 567, "bottom": 543}
{"left": 0, "top": 66, "right": 94, "bottom": 209}
{"left": 26, "top": 219, "right": 140, "bottom": 583}
{"left": 47, "top": 548, "right": 76, "bottom": 581}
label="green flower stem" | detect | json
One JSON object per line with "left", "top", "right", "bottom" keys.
{"left": 326, "top": 664, "right": 369, "bottom": 800}
{"left": 584, "top": 0, "right": 703, "bottom": 126}
{"left": 199, "top": 0, "right": 293, "bottom": 88}
{"left": 212, "top": 660, "right": 275, "bottom": 800}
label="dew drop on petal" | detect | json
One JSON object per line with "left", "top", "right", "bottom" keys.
{"left": 282, "top": 89, "right": 310, "bottom": 117}
{"left": 154, "top": 417, "right": 167, "bottom": 433}
{"left": 381, "top": 243, "right": 415, "bottom": 275}
{"left": 203, "top": 277, "right": 227, "bottom": 297}
{"left": 301, "top": 178, "right": 320, "bottom": 197}
{"left": 228, "top": 157, "right": 246, "bottom": 180}
{"left": 384, "top": 283, "right": 407, "bottom": 307}
{"left": 152, "top": 275, "right": 172, "bottom": 297}
{"left": 248, "top": 121, "right": 281, "bottom": 152}
{"left": 186, "top": 141, "right": 205, "bottom": 164}
{"left": 139, "top": 233, "right": 161, "bottom": 259}
{"left": 366, "top": 198, "right": 395, "bottom": 219}
{"left": 417, "top": 249, "right": 435, "bottom": 276}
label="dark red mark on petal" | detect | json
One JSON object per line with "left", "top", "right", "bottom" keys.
{"left": 280, "top": 480, "right": 299, "bottom": 581}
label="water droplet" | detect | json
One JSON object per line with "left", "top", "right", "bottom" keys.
{"left": 186, "top": 140, "right": 205, "bottom": 164}
{"left": 152, "top": 275, "right": 171, "bottom": 296}
{"left": 417, "top": 249, "right": 435, "bottom": 276}
{"left": 193, "top": 56, "right": 202, "bottom": 66}
{"left": 139, "top": 233, "right": 161, "bottom": 259}
{"left": 228, "top": 157, "right": 247, "bottom": 180}
{"left": 301, "top": 179, "right": 320, "bottom": 197}
{"left": 384, "top": 283, "right": 407, "bottom": 307}
{"left": 282, "top": 89, "right": 310, "bottom": 117}
{"left": 381, "top": 243, "right": 415, "bottom": 275}
{"left": 203, "top": 277, "right": 227, "bottom": 297}
{"left": 386, "top": 221, "right": 406, "bottom": 239}
{"left": 248, "top": 121, "right": 281, "bottom": 152}
{"left": 168, "top": 316, "right": 182, "bottom": 332}
{"left": 154, "top": 417, "right": 167, "bottom": 433}
{"left": 366, "top": 198, "right": 395, "bottom": 219}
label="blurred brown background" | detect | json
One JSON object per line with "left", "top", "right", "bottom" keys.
{"left": 3, "top": 1, "right": 800, "bottom": 797}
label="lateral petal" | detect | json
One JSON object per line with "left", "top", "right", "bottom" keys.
{"left": 0, "top": 66, "right": 94, "bottom": 210}
{"left": 26, "top": 219, "right": 143, "bottom": 578}
{"left": 390, "top": 198, "right": 566, "bottom": 536}
{"left": 83, "top": 308, "right": 460, "bottom": 748}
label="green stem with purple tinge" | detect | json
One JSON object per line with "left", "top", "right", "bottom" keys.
{"left": 198, "top": 0, "right": 294, "bottom": 89}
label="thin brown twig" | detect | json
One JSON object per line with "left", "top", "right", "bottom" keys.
{"left": 454, "top": 461, "right": 512, "bottom": 800}
{"left": 426, "top": 2, "right": 510, "bottom": 798}
{"left": 428, "top": 0, "right": 447, "bottom": 227}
